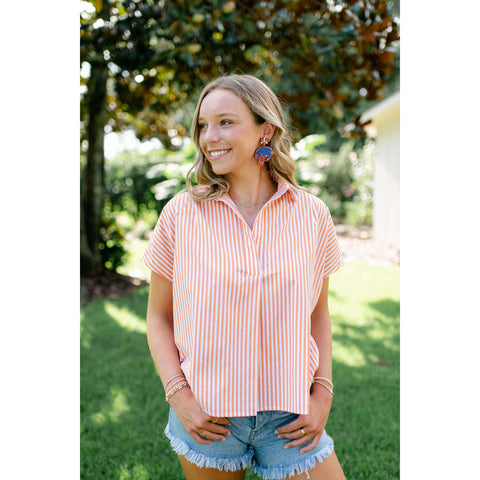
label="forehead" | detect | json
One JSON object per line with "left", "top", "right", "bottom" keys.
{"left": 198, "top": 88, "right": 251, "bottom": 119}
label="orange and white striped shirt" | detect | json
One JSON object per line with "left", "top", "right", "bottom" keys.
{"left": 142, "top": 178, "right": 343, "bottom": 417}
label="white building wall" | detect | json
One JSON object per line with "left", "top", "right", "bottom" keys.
{"left": 371, "top": 100, "right": 400, "bottom": 247}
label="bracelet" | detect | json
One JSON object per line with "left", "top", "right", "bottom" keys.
{"left": 165, "top": 376, "right": 187, "bottom": 392}
{"left": 312, "top": 379, "right": 334, "bottom": 396}
{"left": 164, "top": 373, "right": 185, "bottom": 390}
{"left": 313, "top": 376, "right": 333, "bottom": 388}
{"left": 165, "top": 380, "right": 189, "bottom": 402}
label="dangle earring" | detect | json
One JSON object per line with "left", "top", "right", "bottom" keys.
{"left": 255, "top": 136, "right": 274, "bottom": 167}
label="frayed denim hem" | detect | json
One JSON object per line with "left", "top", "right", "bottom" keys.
{"left": 253, "top": 438, "right": 335, "bottom": 480}
{"left": 164, "top": 424, "right": 253, "bottom": 472}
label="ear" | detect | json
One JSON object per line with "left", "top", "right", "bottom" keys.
{"left": 262, "top": 123, "right": 276, "bottom": 141}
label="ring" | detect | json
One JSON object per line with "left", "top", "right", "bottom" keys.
{"left": 301, "top": 428, "right": 306, "bottom": 436}
{"left": 212, "top": 417, "right": 219, "bottom": 424}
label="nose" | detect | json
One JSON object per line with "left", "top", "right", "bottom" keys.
{"left": 202, "top": 124, "right": 220, "bottom": 144}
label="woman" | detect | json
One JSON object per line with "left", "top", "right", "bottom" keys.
{"left": 143, "top": 74, "right": 346, "bottom": 479}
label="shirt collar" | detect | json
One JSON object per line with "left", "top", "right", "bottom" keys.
{"left": 275, "top": 177, "right": 299, "bottom": 203}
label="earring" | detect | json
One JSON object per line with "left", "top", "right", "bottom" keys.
{"left": 255, "top": 136, "right": 274, "bottom": 167}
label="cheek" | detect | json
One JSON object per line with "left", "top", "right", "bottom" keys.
{"left": 198, "top": 133, "right": 207, "bottom": 153}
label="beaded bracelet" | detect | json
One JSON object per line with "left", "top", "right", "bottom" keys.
{"left": 165, "top": 380, "right": 189, "bottom": 402}
{"left": 165, "top": 379, "right": 187, "bottom": 395}
{"left": 165, "top": 376, "right": 187, "bottom": 392}
{"left": 164, "top": 373, "right": 185, "bottom": 391}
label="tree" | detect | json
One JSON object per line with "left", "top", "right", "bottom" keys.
{"left": 80, "top": 0, "right": 399, "bottom": 276}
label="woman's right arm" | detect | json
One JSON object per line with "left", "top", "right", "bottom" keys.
{"left": 146, "top": 271, "right": 231, "bottom": 443}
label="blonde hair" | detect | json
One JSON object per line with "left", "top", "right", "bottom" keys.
{"left": 186, "top": 74, "right": 298, "bottom": 200}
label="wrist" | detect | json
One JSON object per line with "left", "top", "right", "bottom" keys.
{"left": 311, "top": 381, "right": 334, "bottom": 400}
{"left": 167, "top": 383, "right": 192, "bottom": 407}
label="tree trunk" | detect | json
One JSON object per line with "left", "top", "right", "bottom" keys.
{"left": 80, "top": 61, "right": 108, "bottom": 276}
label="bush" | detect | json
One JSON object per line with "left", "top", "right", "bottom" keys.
{"left": 101, "top": 139, "right": 195, "bottom": 271}
{"left": 293, "top": 135, "right": 374, "bottom": 224}
{"left": 99, "top": 211, "right": 129, "bottom": 272}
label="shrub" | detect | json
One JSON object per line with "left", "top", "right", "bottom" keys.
{"left": 293, "top": 135, "right": 373, "bottom": 224}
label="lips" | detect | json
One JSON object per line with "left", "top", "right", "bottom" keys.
{"left": 207, "top": 149, "right": 231, "bottom": 160}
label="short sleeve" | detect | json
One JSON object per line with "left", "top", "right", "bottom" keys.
{"left": 141, "top": 200, "right": 176, "bottom": 282}
{"left": 321, "top": 206, "right": 344, "bottom": 278}
{"left": 312, "top": 203, "right": 344, "bottom": 282}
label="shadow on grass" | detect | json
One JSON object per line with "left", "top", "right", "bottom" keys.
{"left": 81, "top": 286, "right": 183, "bottom": 480}
{"left": 328, "top": 295, "right": 400, "bottom": 480}
{"left": 81, "top": 285, "right": 399, "bottom": 480}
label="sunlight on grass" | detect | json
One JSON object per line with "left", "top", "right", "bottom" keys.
{"left": 119, "top": 463, "right": 150, "bottom": 480}
{"left": 117, "top": 238, "right": 150, "bottom": 280}
{"left": 105, "top": 301, "right": 147, "bottom": 333}
{"left": 91, "top": 386, "right": 130, "bottom": 424}
{"left": 79, "top": 311, "right": 92, "bottom": 348}
{"left": 333, "top": 343, "right": 369, "bottom": 367}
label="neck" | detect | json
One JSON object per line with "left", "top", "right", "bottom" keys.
{"left": 226, "top": 167, "right": 277, "bottom": 208}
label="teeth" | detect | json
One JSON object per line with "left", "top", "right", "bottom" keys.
{"left": 209, "top": 149, "right": 229, "bottom": 158}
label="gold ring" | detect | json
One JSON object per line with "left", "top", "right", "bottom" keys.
{"left": 213, "top": 417, "right": 219, "bottom": 424}
{"left": 301, "top": 428, "right": 306, "bottom": 436}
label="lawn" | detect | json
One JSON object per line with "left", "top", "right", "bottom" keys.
{"left": 81, "top": 261, "right": 399, "bottom": 479}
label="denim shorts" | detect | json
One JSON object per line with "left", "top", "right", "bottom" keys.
{"left": 165, "top": 407, "right": 334, "bottom": 479}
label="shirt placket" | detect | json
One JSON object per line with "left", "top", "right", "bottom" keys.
{"left": 215, "top": 196, "right": 260, "bottom": 412}
{"left": 216, "top": 185, "right": 290, "bottom": 413}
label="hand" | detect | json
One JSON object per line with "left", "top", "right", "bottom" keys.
{"left": 275, "top": 386, "right": 333, "bottom": 453}
{"left": 168, "top": 386, "right": 231, "bottom": 444}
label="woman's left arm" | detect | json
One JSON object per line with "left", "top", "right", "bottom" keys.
{"left": 276, "top": 276, "right": 334, "bottom": 452}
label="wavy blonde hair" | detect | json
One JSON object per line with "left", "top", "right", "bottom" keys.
{"left": 186, "top": 74, "right": 298, "bottom": 200}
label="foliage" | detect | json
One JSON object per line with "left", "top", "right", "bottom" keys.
{"left": 99, "top": 211, "right": 129, "bottom": 271}
{"left": 81, "top": 261, "right": 399, "bottom": 479}
{"left": 345, "top": 139, "right": 375, "bottom": 225}
{"left": 94, "top": 141, "right": 194, "bottom": 270}
{"left": 80, "top": 0, "right": 399, "bottom": 147}
{"left": 104, "top": 141, "right": 194, "bottom": 220}
{"left": 293, "top": 135, "right": 374, "bottom": 223}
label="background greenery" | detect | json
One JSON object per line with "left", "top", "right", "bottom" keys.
{"left": 81, "top": 261, "right": 399, "bottom": 479}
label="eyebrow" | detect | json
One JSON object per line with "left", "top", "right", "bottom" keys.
{"left": 198, "top": 113, "right": 240, "bottom": 121}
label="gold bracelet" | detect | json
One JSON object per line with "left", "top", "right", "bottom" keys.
{"left": 313, "top": 379, "right": 334, "bottom": 396}
{"left": 165, "top": 377, "right": 187, "bottom": 392}
{"left": 164, "top": 373, "right": 185, "bottom": 390}
{"left": 313, "top": 376, "right": 333, "bottom": 388}
{"left": 165, "top": 380, "right": 189, "bottom": 402}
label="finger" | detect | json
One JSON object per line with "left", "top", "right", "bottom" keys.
{"left": 277, "top": 428, "right": 307, "bottom": 440}
{"left": 209, "top": 416, "right": 231, "bottom": 426}
{"left": 198, "top": 428, "right": 229, "bottom": 442}
{"left": 299, "top": 434, "right": 320, "bottom": 454}
{"left": 284, "top": 433, "right": 315, "bottom": 449}
{"left": 275, "top": 416, "right": 305, "bottom": 435}
{"left": 192, "top": 432, "right": 213, "bottom": 444}
{"left": 206, "top": 422, "right": 231, "bottom": 436}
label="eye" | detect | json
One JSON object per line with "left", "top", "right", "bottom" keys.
{"left": 198, "top": 123, "right": 207, "bottom": 130}
{"left": 220, "top": 119, "right": 233, "bottom": 126}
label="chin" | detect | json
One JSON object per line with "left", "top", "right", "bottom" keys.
{"left": 209, "top": 161, "right": 232, "bottom": 176}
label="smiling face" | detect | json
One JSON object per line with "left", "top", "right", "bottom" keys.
{"left": 197, "top": 88, "right": 272, "bottom": 178}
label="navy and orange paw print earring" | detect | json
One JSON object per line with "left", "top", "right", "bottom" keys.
{"left": 255, "top": 136, "right": 274, "bottom": 167}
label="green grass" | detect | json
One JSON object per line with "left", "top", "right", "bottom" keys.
{"left": 81, "top": 261, "right": 399, "bottom": 479}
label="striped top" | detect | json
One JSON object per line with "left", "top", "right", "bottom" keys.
{"left": 142, "top": 178, "right": 343, "bottom": 417}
